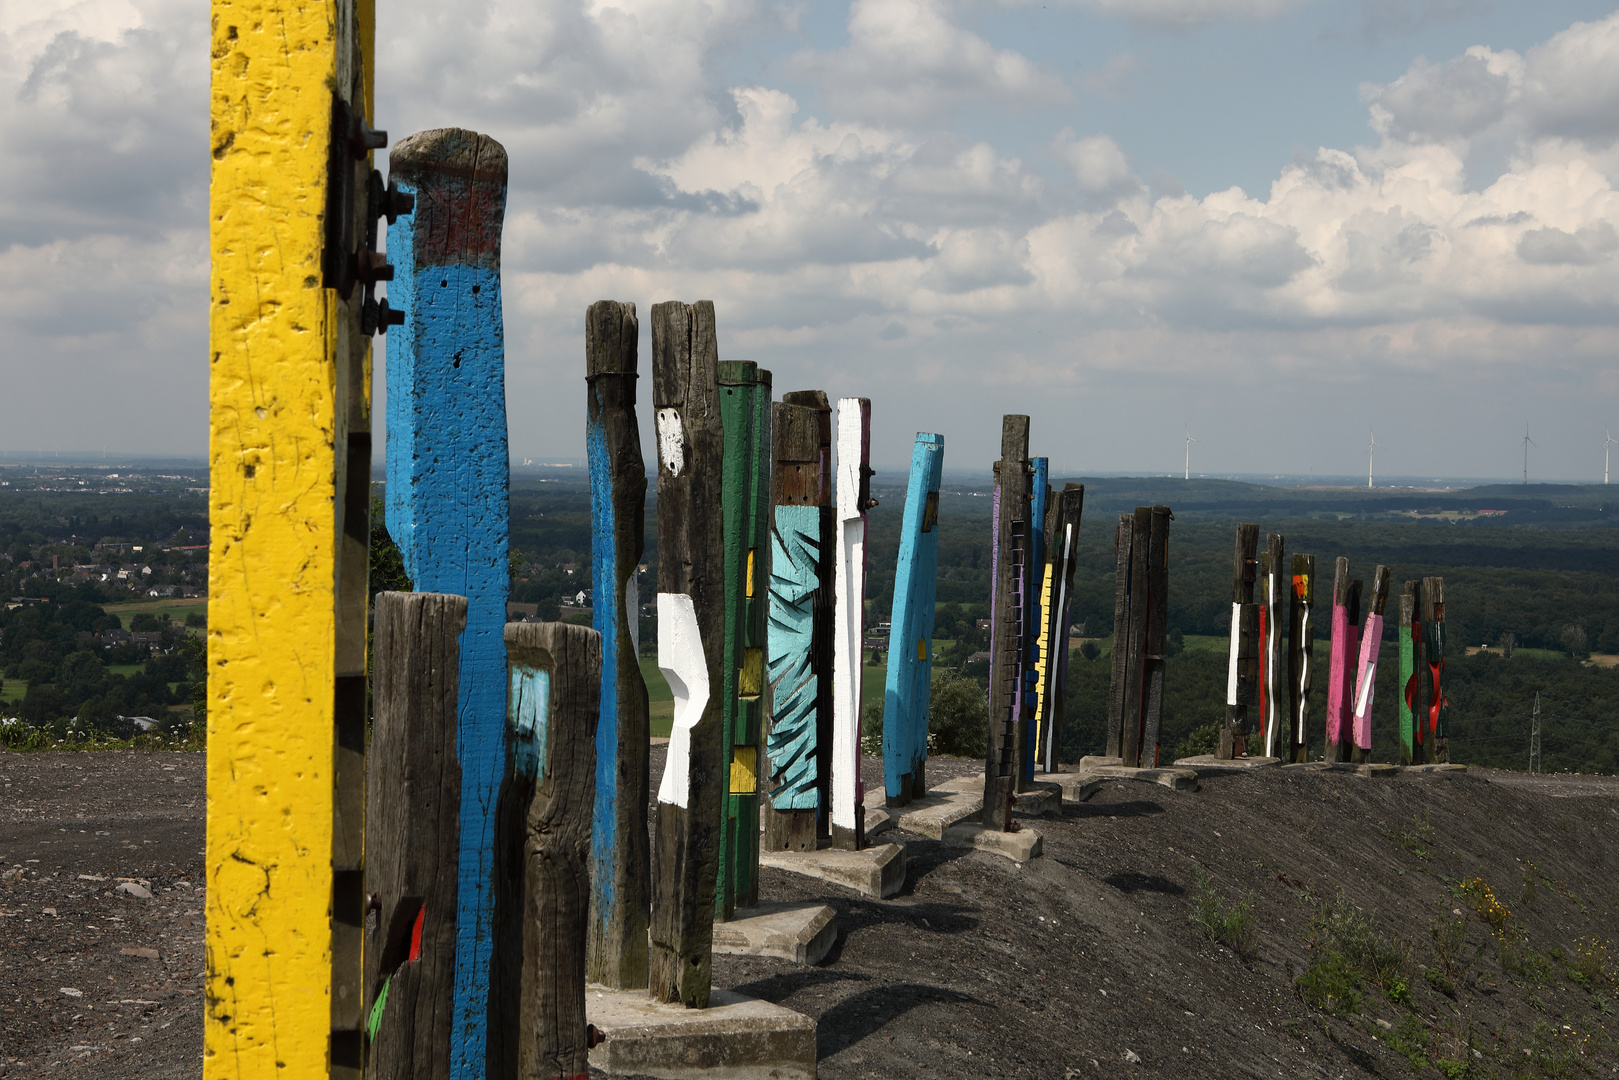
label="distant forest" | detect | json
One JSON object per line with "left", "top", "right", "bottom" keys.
{"left": 4, "top": 471, "right": 1616, "bottom": 772}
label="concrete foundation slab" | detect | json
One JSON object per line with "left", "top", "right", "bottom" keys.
{"left": 587, "top": 986, "right": 817, "bottom": 1080}
{"left": 1408, "top": 763, "right": 1468, "bottom": 774}
{"left": 941, "top": 822, "right": 1042, "bottom": 862}
{"left": 1174, "top": 754, "right": 1281, "bottom": 770}
{"left": 935, "top": 774, "right": 983, "bottom": 794}
{"left": 1079, "top": 755, "right": 1124, "bottom": 770}
{"left": 1081, "top": 764, "right": 1200, "bottom": 791}
{"left": 1014, "top": 784, "right": 1062, "bottom": 816}
{"left": 1281, "top": 762, "right": 1357, "bottom": 772}
{"left": 864, "top": 805, "right": 893, "bottom": 838}
{"left": 876, "top": 790, "right": 982, "bottom": 840}
{"left": 1356, "top": 763, "right": 1402, "bottom": 778}
{"left": 759, "top": 842, "right": 907, "bottom": 899}
{"left": 1043, "top": 772, "right": 1106, "bottom": 803}
{"left": 712, "top": 902, "right": 838, "bottom": 966}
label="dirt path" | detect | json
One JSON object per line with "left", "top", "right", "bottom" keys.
{"left": 4, "top": 751, "right": 1617, "bottom": 1078}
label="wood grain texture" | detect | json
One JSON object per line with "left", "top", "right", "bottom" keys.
{"left": 1423, "top": 577, "right": 1447, "bottom": 764}
{"left": 1119, "top": 508, "right": 1152, "bottom": 768}
{"left": 1286, "top": 553, "right": 1315, "bottom": 765}
{"left": 366, "top": 592, "right": 466, "bottom": 1080}
{"left": 1019, "top": 461, "right": 1049, "bottom": 787}
{"left": 1105, "top": 515, "right": 1132, "bottom": 760}
{"left": 206, "top": 1, "right": 374, "bottom": 1073}
{"left": 1034, "top": 484, "right": 1082, "bottom": 773}
{"left": 1260, "top": 534, "right": 1285, "bottom": 759}
{"left": 983, "top": 416, "right": 1029, "bottom": 830}
{"left": 831, "top": 397, "right": 871, "bottom": 849}
{"left": 1139, "top": 505, "right": 1172, "bottom": 768}
{"left": 1221, "top": 524, "right": 1260, "bottom": 758}
{"left": 1324, "top": 557, "right": 1351, "bottom": 763}
{"left": 584, "top": 300, "right": 650, "bottom": 990}
{"left": 1349, "top": 566, "right": 1391, "bottom": 762}
{"left": 384, "top": 127, "right": 511, "bottom": 1074}
{"left": 648, "top": 301, "right": 726, "bottom": 1007}
{"left": 882, "top": 433, "right": 945, "bottom": 805}
{"left": 1398, "top": 581, "right": 1420, "bottom": 766}
{"left": 716, "top": 361, "right": 771, "bottom": 912}
{"left": 488, "top": 621, "right": 602, "bottom": 1079}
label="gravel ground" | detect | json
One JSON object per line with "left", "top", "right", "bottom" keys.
{"left": 5, "top": 748, "right": 1618, "bottom": 1078}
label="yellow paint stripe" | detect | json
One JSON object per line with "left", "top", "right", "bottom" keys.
{"left": 207, "top": 2, "right": 370, "bottom": 1075}
{"left": 1031, "top": 565, "right": 1057, "bottom": 759}
{"left": 730, "top": 745, "right": 758, "bottom": 793}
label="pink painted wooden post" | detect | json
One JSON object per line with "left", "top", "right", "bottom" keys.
{"left": 1323, "top": 558, "right": 1351, "bottom": 763}
{"left": 1350, "top": 566, "right": 1390, "bottom": 762}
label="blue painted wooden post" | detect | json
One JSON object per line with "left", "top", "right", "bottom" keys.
{"left": 881, "top": 433, "right": 943, "bottom": 806}
{"left": 1020, "top": 458, "right": 1048, "bottom": 786}
{"left": 763, "top": 401, "right": 827, "bottom": 851}
{"left": 383, "top": 128, "right": 509, "bottom": 1076}
{"left": 584, "top": 301, "right": 649, "bottom": 989}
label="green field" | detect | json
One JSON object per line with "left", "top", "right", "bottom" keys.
{"left": 101, "top": 597, "right": 206, "bottom": 631}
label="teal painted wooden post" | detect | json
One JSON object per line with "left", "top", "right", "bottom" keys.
{"left": 763, "top": 401, "right": 828, "bottom": 851}
{"left": 716, "top": 361, "right": 771, "bottom": 918}
{"left": 881, "top": 433, "right": 944, "bottom": 806}
{"left": 584, "top": 300, "right": 650, "bottom": 989}
{"left": 382, "top": 128, "right": 508, "bottom": 1076}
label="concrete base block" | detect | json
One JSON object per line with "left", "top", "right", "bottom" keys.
{"left": 1282, "top": 761, "right": 1357, "bottom": 772}
{"left": 935, "top": 774, "right": 983, "bottom": 794}
{"left": 1408, "top": 763, "right": 1468, "bottom": 774}
{"left": 1014, "top": 782, "right": 1062, "bottom": 816}
{"left": 759, "top": 842, "right": 907, "bottom": 899}
{"left": 1357, "top": 763, "right": 1402, "bottom": 778}
{"left": 941, "top": 822, "right": 1042, "bottom": 862}
{"left": 587, "top": 986, "right": 817, "bottom": 1080}
{"left": 712, "top": 902, "right": 838, "bottom": 966}
{"left": 1082, "top": 764, "right": 1200, "bottom": 791}
{"left": 875, "top": 790, "right": 982, "bottom": 840}
{"left": 864, "top": 805, "right": 893, "bottom": 838}
{"left": 1174, "top": 754, "right": 1281, "bottom": 770}
{"left": 1079, "top": 755, "right": 1124, "bottom": 770}
{"left": 1042, "top": 772, "right": 1105, "bottom": 803}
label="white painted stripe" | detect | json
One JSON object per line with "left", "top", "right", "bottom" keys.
{"left": 1226, "top": 602, "right": 1241, "bottom": 707}
{"left": 656, "top": 592, "right": 707, "bottom": 808}
{"left": 656, "top": 408, "right": 685, "bottom": 477}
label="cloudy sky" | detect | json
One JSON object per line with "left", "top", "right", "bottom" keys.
{"left": 4, "top": 1, "right": 1619, "bottom": 480}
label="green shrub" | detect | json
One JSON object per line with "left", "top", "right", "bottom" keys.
{"left": 1312, "top": 893, "right": 1410, "bottom": 993}
{"left": 1298, "top": 954, "right": 1361, "bottom": 1015}
{"left": 927, "top": 669, "right": 987, "bottom": 757}
{"left": 1423, "top": 967, "right": 1457, "bottom": 999}
{"left": 1173, "top": 721, "right": 1219, "bottom": 760}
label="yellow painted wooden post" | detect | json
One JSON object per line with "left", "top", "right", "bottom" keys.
{"left": 207, "top": 2, "right": 380, "bottom": 1076}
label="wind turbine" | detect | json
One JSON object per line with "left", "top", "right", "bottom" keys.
{"left": 1184, "top": 426, "right": 1198, "bottom": 480}
{"left": 1366, "top": 428, "right": 1379, "bottom": 489}
{"left": 1605, "top": 427, "right": 1615, "bottom": 485}
{"left": 1522, "top": 424, "right": 1535, "bottom": 485}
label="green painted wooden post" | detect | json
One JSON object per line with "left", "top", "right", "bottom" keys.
{"left": 716, "top": 360, "right": 771, "bottom": 918}
{"left": 1397, "top": 580, "right": 1420, "bottom": 766}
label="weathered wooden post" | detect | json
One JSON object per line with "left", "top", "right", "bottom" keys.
{"left": 1285, "top": 553, "right": 1315, "bottom": 764}
{"left": 882, "top": 433, "right": 945, "bottom": 805}
{"left": 1422, "top": 577, "right": 1447, "bottom": 764}
{"left": 365, "top": 593, "right": 465, "bottom": 1080}
{"left": 985, "top": 416, "right": 1030, "bottom": 830}
{"left": 764, "top": 401, "right": 828, "bottom": 850}
{"left": 207, "top": 2, "right": 385, "bottom": 1071}
{"left": 1105, "top": 514, "right": 1132, "bottom": 761}
{"left": 488, "top": 622, "right": 602, "bottom": 1079}
{"left": 831, "top": 397, "right": 872, "bottom": 849}
{"left": 1397, "top": 580, "right": 1420, "bottom": 766}
{"left": 1032, "top": 484, "right": 1083, "bottom": 773}
{"left": 1139, "top": 505, "right": 1172, "bottom": 768}
{"left": 384, "top": 128, "right": 510, "bottom": 1070}
{"left": 1118, "top": 508, "right": 1153, "bottom": 767}
{"left": 584, "top": 301, "right": 650, "bottom": 989}
{"left": 1260, "top": 534, "right": 1285, "bottom": 759}
{"left": 648, "top": 301, "right": 726, "bottom": 1007}
{"left": 1021, "top": 459, "right": 1050, "bottom": 785}
{"left": 717, "top": 361, "right": 772, "bottom": 913}
{"left": 1350, "top": 567, "right": 1390, "bottom": 763}
{"left": 1220, "top": 524, "right": 1260, "bottom": 759}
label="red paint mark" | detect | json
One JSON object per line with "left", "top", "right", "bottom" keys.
{"left": 407, "top": 903, "right": 425, "bottom": 964}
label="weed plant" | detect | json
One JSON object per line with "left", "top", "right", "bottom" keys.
{"left": 1190, "top": 873, "right": 1257, "bottom": 958}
